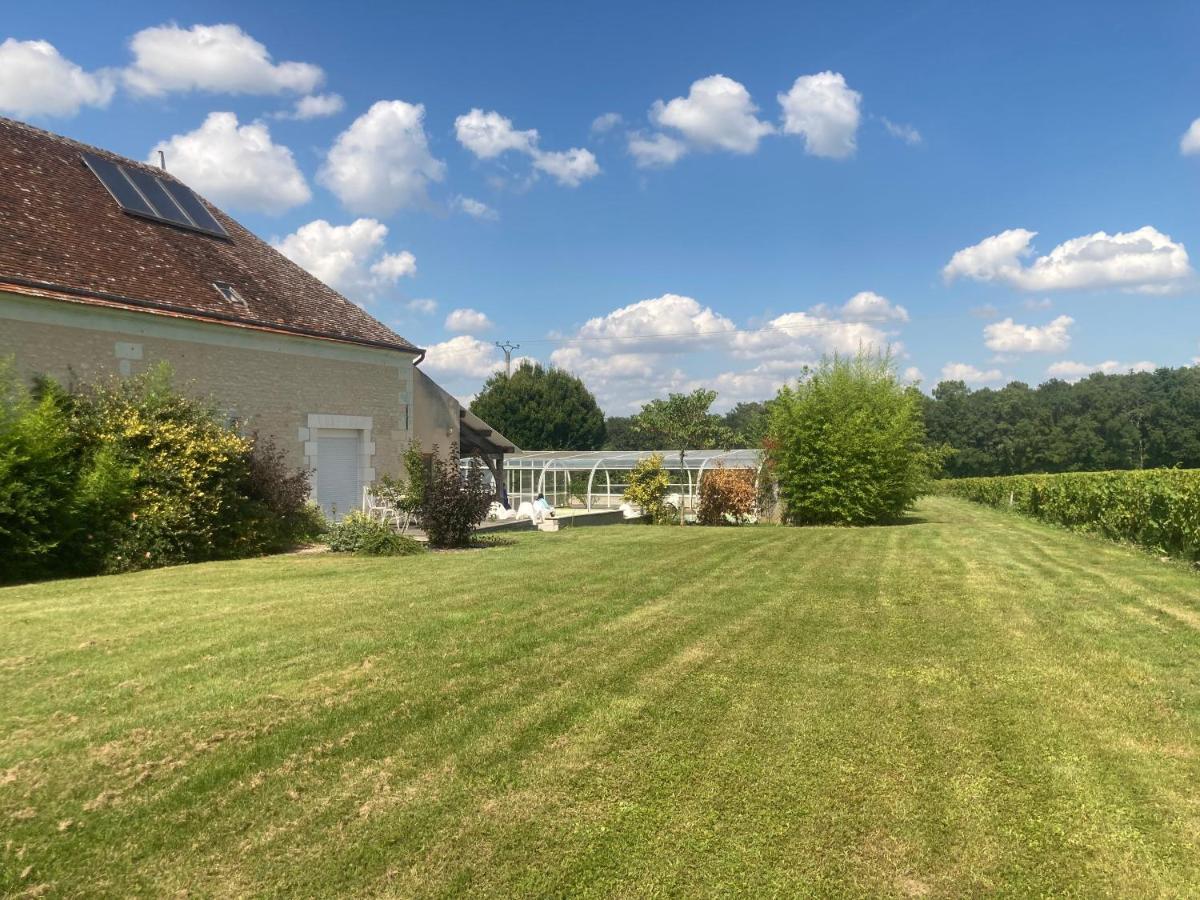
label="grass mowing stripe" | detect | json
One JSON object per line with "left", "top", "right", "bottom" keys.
{"left": 928, "top": 499, "right": 1198, "bottom": 890}
{"left": 341, "top": 534, "right": 793, "bottom": 894}
{"left": 57, "top": 533, "right": 775, "bottom": 893}
{"left": 3, "top": 498, "right": 1200, "bottom": 896}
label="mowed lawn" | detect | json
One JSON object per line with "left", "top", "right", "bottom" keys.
{"left": 3, "top": 499, "right": 1200, "bottom": 897}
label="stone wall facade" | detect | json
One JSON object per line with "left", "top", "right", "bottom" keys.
{"left": 0, "top": 291, "right": 416, "bottom": 488}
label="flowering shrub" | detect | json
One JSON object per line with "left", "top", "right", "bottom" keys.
{"left": 0, "top": 362, "right": 321, "bottom": 582}
{"left": 73, "top": 369, "right": 254, "bottom": 571}
{"left": 937, "top": 469, "right": 1200, "bottom": 559}
{"left": 697, "top": 464, "right": 757, "bottom": 525}
{"left": 622, "top": 454, "right": 671, "bottom": 524}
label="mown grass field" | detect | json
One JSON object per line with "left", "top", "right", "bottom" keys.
{"left": 3, "top": 496, "right": 1200, "bottom": 897}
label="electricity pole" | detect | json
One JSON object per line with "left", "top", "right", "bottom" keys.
{"left": 495, "top": 340, "right": 520, "bottom": 377}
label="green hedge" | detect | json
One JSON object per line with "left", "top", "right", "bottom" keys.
{"left": 1, "top": 361, "right": 324, "bottom": 583}
{"left": 936, "top": 469, "right": 1200, "bottom": 559}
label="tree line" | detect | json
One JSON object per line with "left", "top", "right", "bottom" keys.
{"left": 629, "top": 368, "right": 1200, "bottom": 479}
{"left": 605, "top": 401, "right": 771, "bottom": 450}
{"left": 469, "top": 362, "right": 771, "bottom": 452}
{"left": 922, "top": 367, "right": 1200, "bottom": 477}
{"left": 468, "top": 360, "right": 1200, "bottom": 480}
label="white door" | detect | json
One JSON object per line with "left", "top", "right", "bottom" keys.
{"left": 316, "top": 429, "right": 362, "bottom": 520}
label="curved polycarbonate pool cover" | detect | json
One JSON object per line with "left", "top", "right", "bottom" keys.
{"left": 493, "top": 449, "right": 766, "bottom": 512}
{"left": 504, "top": 448, "right": 763, "bottom": 471}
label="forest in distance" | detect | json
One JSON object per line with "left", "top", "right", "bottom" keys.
{"left": 604, "top": 365, "right": 1200, "bottom": 479}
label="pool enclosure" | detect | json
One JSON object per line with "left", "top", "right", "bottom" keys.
{"left": 496, "top": 449, "right": 766, "bottom": 512}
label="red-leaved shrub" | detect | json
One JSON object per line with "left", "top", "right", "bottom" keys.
{"left": 697, "top": 464, "right": 757, "bottom": 525}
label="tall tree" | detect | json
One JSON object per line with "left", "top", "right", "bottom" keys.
{"left": 470, "top": 362, "right": 606, "bottom": 450}
{"left": 922, "top": 365, "right": 1200, "bottom": 477}
{"left": 602, "top": 415, "right": 645, "bottom": 450}
{"left": 723, "top": 401, "right": 771, "bottom": 447}
{"left": 632, "top": 389, "right": 732, "bottom": 525}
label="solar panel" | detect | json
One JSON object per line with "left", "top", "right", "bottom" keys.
{"left": 123, "top": 168, "right": 195, "bottom": 229}
{"left": 81, "top": 153, "right": 155, "bottom": 218}
{"left": 159, "top": 180, "right": 229, "bottom": 238}
{"left": 80, "top": 152, "right": 230, "bottom": 240}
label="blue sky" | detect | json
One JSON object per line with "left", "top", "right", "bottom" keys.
{"left": 4, "top": 0, "right": 1200, "bottom": 410}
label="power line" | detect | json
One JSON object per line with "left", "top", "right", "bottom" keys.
{"left": 494, "top": 340, "right": 520, "bottom": 376}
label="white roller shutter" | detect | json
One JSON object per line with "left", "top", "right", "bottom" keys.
{"left": 316, "top": 429, "right": 362, "bottom": 520}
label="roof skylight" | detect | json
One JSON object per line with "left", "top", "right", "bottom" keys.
{"left": 213, "top": 281, "right": 247, "bottom": 308}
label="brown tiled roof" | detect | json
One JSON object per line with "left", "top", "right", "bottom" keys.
{"left": 0, "top": 117, "right": 420, "bottom": 354}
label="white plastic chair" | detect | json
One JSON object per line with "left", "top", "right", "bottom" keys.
{"left": 488, "top": 501, "right": 515, "bottom": 521}
{"left": 362, "top": 486, "right": 412, "bottom": 533}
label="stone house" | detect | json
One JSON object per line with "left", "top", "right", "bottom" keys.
{"left": 0, "top": 117, "right": 512, "bottom": 518}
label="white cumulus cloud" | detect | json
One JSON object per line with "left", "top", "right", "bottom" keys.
{"left": 272, "top": 218, "right": 416, "bottom": 301}
{"left": 543, "top": 291, "right": 905, "bottom": 412}
{"left": 0, "top": 38, "right": 116, "bottom": 118}
{"left": 983, "top": 315, "right": 1074, "bottom": 353}
{"left": 814, "top": 291, "right": 909, "bottom": 324}
{"left": 455, "top": 195, "right": 498, "bottom": 220}
{"left": 676, "top": 297, "right": 907, "bottom": 410}
{"left": 732, "top": 312, "right": 891, "bottom": 360}
{"left": 943, "top": 228, "right": 1035, "bottom": 285}
{"left": 572, "top": 293, "right": 737, "bottom": 352}
{"left": 1047, "top": 360, "right": 1157, "bottom": 382}
{"left": 778, "top": 71, "right": 861, "bottom": 159}
{"left": 552, "top": 347, "right": 661, "bottom": 382}
{"left": 941, "top": 363, "right": 1005, "bottom": 385}
{"left": 532, "top": 147, "right": 600, "bottom": 187}
{"left": 627, "top": 131, "right": 689, "bottom": 168}
{"left": 694, "top": 364, "right": 799, "bottom": 409}
{"left": 320, "top": 100, "right": 446, "bottom": 216}
{"left": 124, "top": 23, "right": 323, "bottom": 96}
{"left": 444, "top": 308, "right": 493, "bottom": 333}
{"left": 422, "top": 335, "right": 507, "bottom": 379}
{"left": 454, "top": 108, "right": 538, "bottom": 158}
{"left": 149, "top": 112, "right": 310, "bottom": 214}
{"left": 546, "top": 294, "right": 737, "bottom": 411}
{"left": 454, "top": 107, "right": 599, "bottom": 187}
{"left": 651, "top": 74, "right": 774, "bottom": 154}
{"left": 407, "top": 298, "right": 438, "bottom": 315}
{"left": 1181, "top": 118, "right": 1200, "bottom": 156}
{"left": 591, "top": 112, "right": 623, "bottom": 134}
{"left": 633, "top": 70, "right": 864, "bottom": 168}
{"left": 550, "top": 344, "right": 689, "bottom": 413}
{"left": 370, "top": 251, "right": 418, "bottom": 281}
{"left": 278, "top": 92, "right": 344, "bottom": 120}
{"left": 944, "top": 226, "right": 1193, "bottom": 293}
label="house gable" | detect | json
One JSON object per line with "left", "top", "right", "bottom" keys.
{"left": 0, "top": 116, "right": 420, "bottom": 355}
